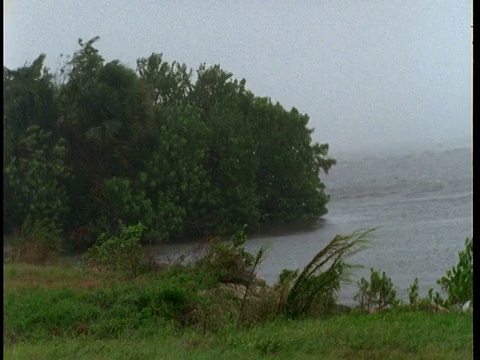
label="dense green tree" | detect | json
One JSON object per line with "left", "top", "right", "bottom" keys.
{"left": 4, "top": 36, "right": 336, "bottom": 247}
{"left": 189, "top": 64, "right": 246, "bottom": 119}
{"left": 58, "top": 37, "right": 154, "bottom": 234}
{"left": 245, "top": 97, "right": 336, "bottom": 223}
{"left": 188, "top": 65, "right": 260, "bottom": 232}
{"left": 4, "top": 55, "right": 70, "bottom": 233}
{"left": 101, "top": 176, "right": 155, "bottom": 239}
{"left": 140, "top": 105, "right": 212, "bottom": 240}
{"left": 137, "top": 53, "right": 192, "bottom": 107}
{"left": 201, "top": 99, "right": 260, "bottom": 233}
{"left": 3, "top": 54, "right": 59, "bottom": 139}
{"left": 4, "top": 126, "right": 71, "bottom": 233}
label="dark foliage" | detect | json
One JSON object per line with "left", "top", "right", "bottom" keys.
{"left": 4, "top": 36, "right": 336, "bottom": 248}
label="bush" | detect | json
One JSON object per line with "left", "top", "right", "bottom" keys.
{"left": 5, "top": 216, "right": 62, "bottom": 263}
{"left": 437, "top": 237, "right": 473, "bottom": 307}
{"left": 185, "top": 229, "right": 272, "bottom": 327}
{"left": 83, "top": 223, "right": 157, "bottom": 276}
{"left": 195, "top": 229, "right": 266, "bottom": 287}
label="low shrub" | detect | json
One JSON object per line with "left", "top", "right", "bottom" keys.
{"left": 195, "top": 229, "right": 266, "bottom": 286}
{"left": 192, "top": 229, "right": 270, "bottom": 327}
{"left": 82, "top": 223, "right": 157, "bottom": 276}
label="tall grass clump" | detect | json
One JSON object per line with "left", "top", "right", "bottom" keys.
{"left": 282, "top": 228, "right": 375, "bottom": 319}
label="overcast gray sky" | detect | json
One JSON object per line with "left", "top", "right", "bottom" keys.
{"left": 4, "top": 1, "right": 473, "bottom": 155}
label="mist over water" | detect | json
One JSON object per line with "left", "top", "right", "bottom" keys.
{"left": 152, "top": 142, "right": 472, "bottom": 305}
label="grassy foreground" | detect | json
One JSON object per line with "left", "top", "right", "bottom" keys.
{"left": 5, "top": 312, "right": 473, "bottom": 360}
{"left": 3, "top": 262, "right": 473, "bottom": 359}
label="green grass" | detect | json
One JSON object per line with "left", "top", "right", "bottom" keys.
{"left": 3, "top": 261, "right": 129, "bottom": 291}
{"left": 4, "top": 312, "right": 473, "bottom": 360}
{"left": 3, "top": 263, "right": 473, "bottom": 360}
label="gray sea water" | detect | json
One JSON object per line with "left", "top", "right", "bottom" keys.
{"left": 151, "top": 143, "right": 473, "bottom": 305}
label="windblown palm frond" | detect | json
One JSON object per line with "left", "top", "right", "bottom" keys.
{"left": 284, "top": 228, "right": 376, "bottom": 318}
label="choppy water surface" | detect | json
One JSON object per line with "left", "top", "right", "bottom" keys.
{"left": 151, "top": 144, "right": 473, "bottom": 305}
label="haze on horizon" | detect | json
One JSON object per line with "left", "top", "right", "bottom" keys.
{"left": 4, "top": 0, "right": 473, "bottom": 156}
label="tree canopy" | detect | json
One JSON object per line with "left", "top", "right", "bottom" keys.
{"left": 4, "top": 37, "right": 336, "bottom": 248}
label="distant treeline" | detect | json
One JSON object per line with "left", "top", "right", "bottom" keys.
{"left": 3, "top": 36, "right": 336, "bottom": 250}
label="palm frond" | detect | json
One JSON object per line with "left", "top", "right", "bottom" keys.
{"left": 284, "top": 228, "right": 376, "bottom": 318}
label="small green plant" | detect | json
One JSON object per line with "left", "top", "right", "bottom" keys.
{"left": 436, "top": 237, "right": 473, "bottom": 307}
{"left": 427, "top": 288, "right": 445, "bottom": 312}
{"left": 354, "top": 268, "right": 397, "bottom": 312}
{"left": 255, "top": 336, "right": 287, "bottom": 356}
{"left": 355, "top": 277, "right": 370, "bottom": 312}
{"left": 83, "top": 223, "right": 155, "bottom": 276}
{"left": 408, "top": 277, "right": 419, "bottom": 308}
